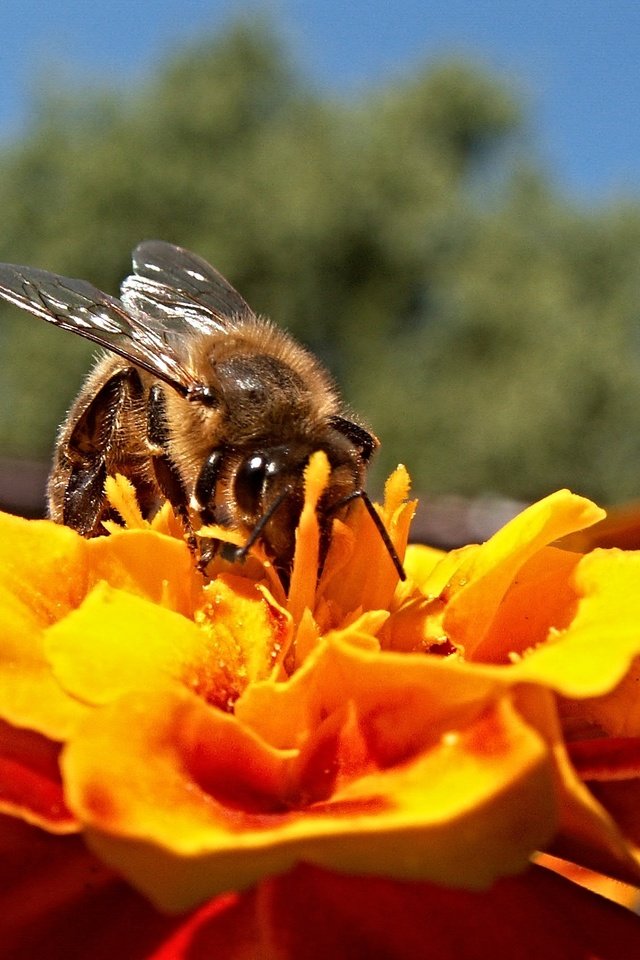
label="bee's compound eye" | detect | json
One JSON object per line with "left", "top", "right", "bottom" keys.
{"left": 235, "top": 453, "right": 268, "bottom": 516}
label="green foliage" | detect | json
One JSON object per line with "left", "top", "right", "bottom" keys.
{"left": 1, "top": 18, "right": 640, "bottom": 504}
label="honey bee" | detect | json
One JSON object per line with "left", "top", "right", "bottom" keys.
{"left": 0, "top": 241, "right": 404, "bottom": 582}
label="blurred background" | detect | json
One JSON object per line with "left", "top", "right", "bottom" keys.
{"left": 1, "top": 1, "right": 640, "bottom": 544}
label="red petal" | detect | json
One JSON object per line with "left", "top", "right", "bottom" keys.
{"left": 259, "top": 862, "right": 640, "bottom": 960}
{"left": 0, "top": 721, "right": 76, "bottom": 831}
{"left": 2, "top": 824, "right": 639, "bottom": 960}
{"left": 568, "top": 737, "right": 640, "bottom": 781}
{"left": 0, "top": 815, "right": 253, "bottom": 960}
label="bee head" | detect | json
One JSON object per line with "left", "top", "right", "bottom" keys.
{"left": 228, "top": 437, "right": 365, "bottom": 577}
{"left": 196, "top": 423, "right": 403, "bottom": 584}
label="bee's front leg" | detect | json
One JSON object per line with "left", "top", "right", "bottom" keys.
{"left": 192, "top": 448, "right": 229, "bottom": 572}
{"left": 146, "top": 383, "right": 196, "bottom": 549}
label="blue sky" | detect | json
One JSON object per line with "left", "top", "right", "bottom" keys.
{"left": 0, "top": 0, "right": 639, "bottom": 201}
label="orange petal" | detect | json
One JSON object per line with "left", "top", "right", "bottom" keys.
{"left": 62, "top": 689, "right": 300, "bottom": 910}
{"left": 380, "top": 464, "right": 416, "bottom": 569}
{"left": 241, "top": 635, "right": 640, "bottom": 888}
{"left": 470, "top": 546, "right": 581, "bottom": 663}
{"left": 320, "top": 501, "right": 411, "bottom": 616}
{"left": 46, "top": 575, "right": 286, "bottom": 711}
{"left": 518, "top": 687, "right": 640, "bottom": 887}
{"left": 62, "top": 642, "right": 555, "bottom": 910}
{"left": 508, "top": 550, "right": 640, "bottom": 699}
{"left": 378, "top": 581, "right": 451, "bottom": 654}
{"left": 86, "top": 528, "right": 203, "bottom": 618}
{"left": 287, "top": 452, "right": 330, "bottom": 625}
{"left": 444, "top": 491, "right": 604, "bottom": 657}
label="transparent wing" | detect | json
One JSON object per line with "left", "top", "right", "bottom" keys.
{"left": 0, "top": 263, "right": 202, "bottom": 395}
{"left": 121, "top": 240, "right": 254, "bottom": 333}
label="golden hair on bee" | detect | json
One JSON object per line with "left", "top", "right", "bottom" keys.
{"left": 0, "top": 240, "right": 404, "bottom": 583}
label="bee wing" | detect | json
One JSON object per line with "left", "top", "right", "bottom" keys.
{"left": 120, "top": 240, "right": 255, "bottom": 333}
{"left": 0, "top": 263, "right": 202, "bottom": 396}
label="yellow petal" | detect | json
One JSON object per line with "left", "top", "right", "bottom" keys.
{"left": 444, "top": 491, "right": 605, "bottom": 657}
{"left": 0, "top": 515, "right": 90, "bottom": 738}
{"left": 46, "top": 574, "right": 287, "bottom": 711}
{"left": 0, "top": 513, "right": 90, "bottom": 621}
{"left": 46, "top": 584, "right": 218, "bottom": 705}
{"left": 402, "top": 544, "right": 446, "bottom": 590}
{"left": 63, "top": 683, "right": 555, "bottom": 912}
{"left": 288, "top": 452, "right": 330, "bottom": 626}
{"left": 509, "top": 550, "right": 640, "bottom": 700}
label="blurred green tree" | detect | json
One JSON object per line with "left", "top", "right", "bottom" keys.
{"left": 1, "top": 18, "right": 640, "bottom": 505}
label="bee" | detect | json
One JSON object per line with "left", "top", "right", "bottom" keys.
{"left": 0, "top": 241, "right": 404, "bottom": 582}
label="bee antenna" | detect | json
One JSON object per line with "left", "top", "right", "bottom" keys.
{"left": 328, "top": 490, "right": 406, "bottom": 581}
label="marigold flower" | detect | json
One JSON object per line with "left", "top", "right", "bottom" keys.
{"left": 1, "top": 455, "right": 640, "bottom": 957}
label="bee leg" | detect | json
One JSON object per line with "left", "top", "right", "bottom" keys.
{"left": 193, "top": 449, "right": 227, "bottom": 571}
{"left": 195, "top": 537, "right": 222, "bottom": 572}
{"left": 63, "top": 458, "right": 108, "bottom": 535}
{"left": 146, "top": 384, "right": 195, "bottom": 547}
{"left": 193, "top": 449, "right": 224, "bottom": 523}
{"left": 61, "top": 368, "right": 143, "bottom": 536}
{"left": 328, "top": 415, "right": 378, "bottom": 462}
